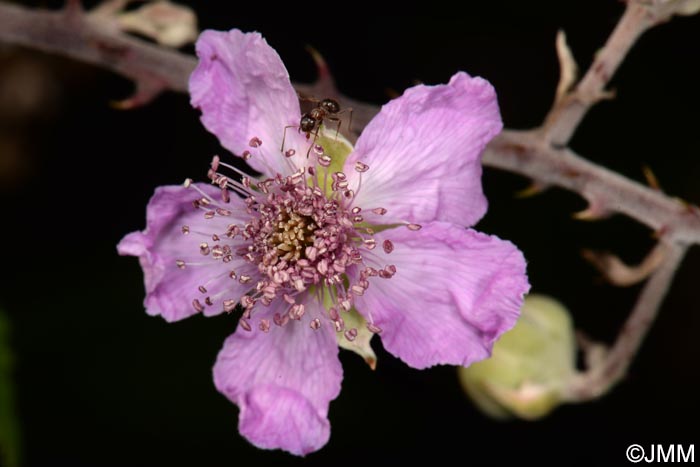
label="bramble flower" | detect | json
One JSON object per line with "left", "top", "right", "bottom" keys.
{"left": 117, "top": 29, "right": 529, "bottom": 456}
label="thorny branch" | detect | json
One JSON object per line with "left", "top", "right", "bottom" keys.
{"left": 0, "top": 0, "right": 698, "bottom": 401}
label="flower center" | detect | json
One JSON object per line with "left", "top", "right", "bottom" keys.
{"left": 179, "top": 129, "right": 415, "bottom": 335}
{"left": 270, "top": 211, "right": 316, "bottom": 261}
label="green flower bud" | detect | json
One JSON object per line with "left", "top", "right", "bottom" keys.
{"left": 458, "top": 294, "right": 576, "bottom": 420}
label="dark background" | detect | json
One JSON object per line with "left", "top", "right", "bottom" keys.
{"left": 1, "top": 1, "right": 699, "bottom": 466}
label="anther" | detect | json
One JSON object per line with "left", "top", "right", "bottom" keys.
{"left": 310, "top": 318, "right": 321, "bottom": 330}
{"left": 223, "top": 299, "right": 237, "bottom": 312}
{"left": 318, "top": 155, "right": 332, "bottom": 167}
{"left": 285, "top": 149, "right": 296, "bottom": 158}
{"left": 192, "top": 299, "right": 204, "bottom": 312}
{"left": 383, "top": 240, "right": 394, "bottom": 254}
{"left": 372, "top": 208, "right": 387, "bottom": 216}
{"left": 367, "top": 323, "right": 383, "bottom": 334}
{"left": 239, "top": 275, "right": 252, "bottom": 284}
{"left": 240, "top": 318, "right": 252, "bottom": 332}
{"left": 176, "top": 260, "right": 186, "bottom": 269}
{"left": 249, "top": 137, "right": 262, "bottom": 148}
{"left": 210, "top": 155, "right": 220, "bottom": 171}
{"left": 344, "top": 328, "right": 358, "bottom": 341}
{"left": 198, "top": 285, "right": 207, "bottom": 294}
{"left": 259, "top": 319, "right": 271, "bottom": 333}
{"left": 181, "top": 225, "right": 190, "bottom": 235}
{"left": 199, "top": 243, "right": 210, "bottom": 255}
{"left": 329, "top": 307, "right": 339, "bottom": 321}
{"left": 242, "top": 150, "right": 251, "bottom": 160}
{"left": 354, "top": 161, "right": 369, "bottom": 173}
{"left": 407, "top": 223, "right": 422, "bottom": 231}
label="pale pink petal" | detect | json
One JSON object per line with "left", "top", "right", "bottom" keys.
{"left": 117, "top": 184, "right": 255, "bottom": 322}
{"left": 345, "top": 72, "right": 502, "bottom": 227}
{"left": 354, "top": 222, "right": 529, "bottom": 369}
{"left": 189, "top": 29, "right": 306, "bottom": 177}
{"left": 214, "top": 299, "right": 342, "bottom": 456}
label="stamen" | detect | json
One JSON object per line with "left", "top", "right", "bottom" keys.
{"left": 383, "top": 240, "right": 394, "bottom": 254}
{"left": 182, "top": 142, "right": 395, "bottom": 331}
{"left": 354, "top": 161, "right": 369, "bottom": 173}
{"left": 240, "top": 318, "right": 252, "bottom": 332}
{"left": 192, "top": 299, "right": 204, "bottom": 313}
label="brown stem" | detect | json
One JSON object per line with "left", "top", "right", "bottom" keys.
{"left": 541, "top": 2, "right": 653, "bottom": 146}
{"left": 485, "top": 131, "right": 700, "bottom": 245}
{"left": 565, "top": 242, "right": 686, "bottom": 401}
{"left": 0, "top": 2, "right": 195, "bottom": 94}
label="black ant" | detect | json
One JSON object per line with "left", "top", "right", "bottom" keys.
{"left": 281, "top": 96, "right": 353, "bottom": 156}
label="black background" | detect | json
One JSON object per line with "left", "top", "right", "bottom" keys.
{"left": 1, "top": 1, "right": 699, "bottom": 466}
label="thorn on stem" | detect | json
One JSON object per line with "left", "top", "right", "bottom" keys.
{"left": 555, "top": 29, "right": 579, "bottom": 102}
{"left": 581, "top": 243, "right": 667, "bottom": 286}
{"left": 641, "top": 164, "right": 662, "bottom": 191}
{"left": 305, "top": 45, "right": 336, "bottom": 98}
{"left": 515, "top": 181, "right": 549, "bottom": 199}
{"left": 111, "top": 77, "right": 166, "bottom": 109}
{"left": 572, "top": 201, "right": 611, "bottom": 221}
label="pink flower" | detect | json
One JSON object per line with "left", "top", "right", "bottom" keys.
{"left": 117, "top": 29, "right": 529, "bottom": 456}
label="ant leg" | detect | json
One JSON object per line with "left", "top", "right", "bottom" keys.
{"left": 336, "top": 108, "right": 354, "bottom": 135}
{"left": 325, "top": 117, "right": 342, "bottom": 140}
{"left": 306, "top": 126, "right": 321, "bottom": 158}
{"left": 281, "top": 125, "right": 299, "bottom": 152}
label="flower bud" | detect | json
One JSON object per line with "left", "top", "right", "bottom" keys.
{"left": 458, "top": 294, "right": 575, "bottom": 420}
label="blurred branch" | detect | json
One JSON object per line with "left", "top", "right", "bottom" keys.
{"left": 564, "top": 242, "right": 687, "bottom": 401}
{"left": 541, "top": 0, "right": 699, "bottom": 146}
{"left": 582, "top": 242, "right": 668, "bottom": 286}
{"left": 483, "top": 130, "right": 700, "bottom": 245}
{"left": 0, "top": 0, "right": 699, "bottom": 402}
{"left": 0, "top": 1, "right": 195, "bottom": 101}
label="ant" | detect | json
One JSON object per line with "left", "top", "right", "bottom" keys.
{"left": 281, "top": 95, "right": 353, "bottom": 156}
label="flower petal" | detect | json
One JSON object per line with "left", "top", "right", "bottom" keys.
{"left": 117, "top": 184, "right": 254, "bottom": 322}
{"left": 214, "top": 299, "right": 342, "bottom": 456}
{"left": 354, "top": 222, "right": 529, "bottom": 369}
{"left": 189, "top": 29, "right": 306, "bottom": 177}
{"left": 345, "top": 72, "right": 502, "bottom": 227}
